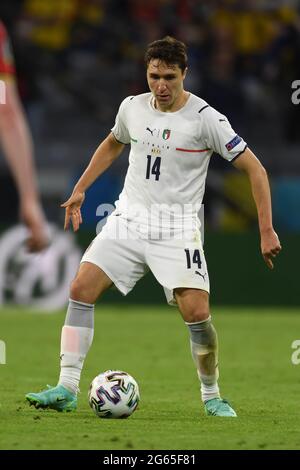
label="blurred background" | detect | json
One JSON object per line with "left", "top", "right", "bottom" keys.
{"left": 0, "top": 0, "right": 299, "bottom": 309}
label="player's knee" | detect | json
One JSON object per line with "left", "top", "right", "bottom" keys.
{"left": 184, "top": 309, "right": 210, "bottom": 323}
{"left": 70, "top": 277, "right": 92, "bottom": 303}
{"left": 70, "top": 275, "right": 106, "bottom": 304}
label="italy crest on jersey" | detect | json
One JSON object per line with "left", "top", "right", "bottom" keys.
{"left": 162, "top": 129, "right": 171, "bottom": 140}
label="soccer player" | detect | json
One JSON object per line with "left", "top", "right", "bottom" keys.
{"left": 26, "top": 37, "right": 281, "bottom": 416}
{"left": 0, "top": 20, "right": 48, "bottom": 252}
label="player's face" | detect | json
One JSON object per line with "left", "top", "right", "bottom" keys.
{"left": 147, "top": 59, "right": 187, "bottom": 112}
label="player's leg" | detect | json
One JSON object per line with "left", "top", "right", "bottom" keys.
{"left": 147, "top": 230, "right": 237, "bottom": 417}
{"left": 58, "top": 262, "right": 112, "bottom": 393}
{"left": 175, "top": 287, "right": 236, "bottom": 417}
{"left": 175, "top": 288, "right": 219, "bottom": 400}
{"left": 26, "top": 215, "right": 147, "bottom": 411}
{"left": 26, "top": 262, "right": 112, "bottom": 411}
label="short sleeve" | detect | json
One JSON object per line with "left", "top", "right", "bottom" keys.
{"left": 111, "top": 96, "right": 133, "bottom": 145}
{"left": 202, "top": 106, "right": 247, "bottom": 162}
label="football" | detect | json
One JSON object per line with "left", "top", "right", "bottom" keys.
{"left": 88, "top": 370, "right": 140, "bottom": 418}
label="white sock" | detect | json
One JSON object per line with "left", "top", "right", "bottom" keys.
{"left": 58, "top": 325, "right": 93, "bottom": 394}
{"left": 187, "top": 317, "right": 220, "bottom": 403}
{"left": 58, "top": 299, "right": 94, "bottom": 394}
{"left": 201, "top": 384, "right": 220, "bottom": 402}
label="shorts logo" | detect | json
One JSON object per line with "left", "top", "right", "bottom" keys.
{"left": 162, "top": 129, "right": 171, "bottom": 140}
{"left": 225, "top": 135, "right": 242, "bottom": 151}
{"left": 195, "top": 270, "right": 207, "bottom": 281}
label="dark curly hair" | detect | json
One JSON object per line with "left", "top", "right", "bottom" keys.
{"left": 144, "top": 36, "right": 188, "bottom": 73}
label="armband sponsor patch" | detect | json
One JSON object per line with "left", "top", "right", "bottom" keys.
{"left": 225, "top": 135, "right": 242, "bottom": 151}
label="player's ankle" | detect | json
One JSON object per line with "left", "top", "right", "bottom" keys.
{"left": 57, "top": 381, "right": 78, "bottom": 395}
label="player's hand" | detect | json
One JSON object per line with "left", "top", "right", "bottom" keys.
{"left": 261, "top": 228, "right": 282, "bottom": 269}
{"left": 61, "top": 191, "right": 85, "bottom": 231}
{"left": 20, "top": 201, "right": 49, "bottom": 252}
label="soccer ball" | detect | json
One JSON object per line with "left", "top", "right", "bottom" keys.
{"left": 88, "top": 370, "right": 140, "bottom": 419}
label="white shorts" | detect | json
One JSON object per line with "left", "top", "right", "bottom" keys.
{"left": 81, "top": 214, "right": 210, "bottom": 306}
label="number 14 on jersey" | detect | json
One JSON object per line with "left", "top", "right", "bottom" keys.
{"left": 146, "top": 155, "right": 161, "bottom": 181}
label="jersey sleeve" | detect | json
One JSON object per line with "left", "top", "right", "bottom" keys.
{"left": 202, "top": 106, "right": 247, "bottom": 162}
{"left": 111, "top": 96, "right": 133, "bottom": 145}
{"left": 0, "top": 21, "right": 15, "bottom": 76}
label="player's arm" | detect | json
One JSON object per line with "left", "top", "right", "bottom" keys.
{"left": 232, "top": 147, "right": 281, "bottom": 269}
{"left": 0, "top": 79, "right": 48, "bottom": 251}
{"left": 62, "top": 132, "right": 124, "bottom": 231}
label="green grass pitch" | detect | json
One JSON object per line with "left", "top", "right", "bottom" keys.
{"left": 0, "top": 305, "right": 300, "bottom": 450}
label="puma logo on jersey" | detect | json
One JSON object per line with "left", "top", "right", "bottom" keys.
{"left": 146, "top": 127, "right": 155, "bottom": 135}
{"left": 195, "top": 271, "right": 207, "bottom": 281}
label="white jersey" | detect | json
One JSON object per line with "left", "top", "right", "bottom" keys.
{"left": 111, "top": 92, "right": 247, "bottom": 231}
